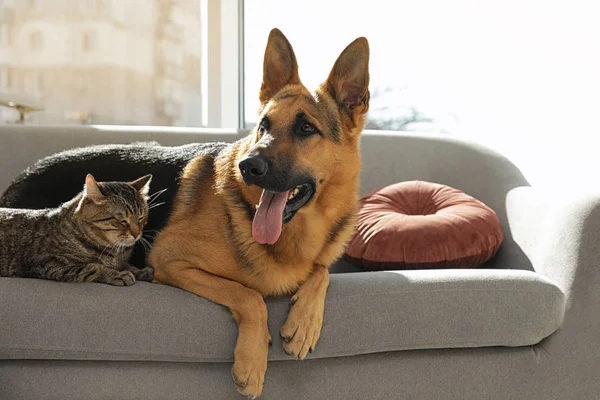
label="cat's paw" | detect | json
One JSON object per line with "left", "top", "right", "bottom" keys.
{"left": 132, "top": 266, "right": 154, "bottom": 282}
{"left": 110, "top": 270, "right": 136, "bottom": 286}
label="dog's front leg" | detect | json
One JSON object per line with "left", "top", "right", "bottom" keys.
{"left": 156, "top": 263, "right": 271, "bottom": 399}
{"left": 280, "top": 264, "right": 330, "bottom": 359}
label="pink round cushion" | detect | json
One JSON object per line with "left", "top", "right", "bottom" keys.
{"left": 344, "top": 181, "right": 504, "bottom": 270}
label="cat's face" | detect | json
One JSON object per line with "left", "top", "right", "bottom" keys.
{"left": 76, "top": 174, "right": 152, "bottom": 248}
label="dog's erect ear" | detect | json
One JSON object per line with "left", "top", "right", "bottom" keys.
{"left": 324, "top": 37, "right": 370, "bottom": 118}
{"left": 259, "top": 28, "right": 301, "bottom": 104}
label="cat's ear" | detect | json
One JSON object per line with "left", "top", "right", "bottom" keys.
{"left": 83, "top": 174, "right": 104, "bottom": 203}
{"left": 130, "top": 174, "right": 152, "bottom": 197}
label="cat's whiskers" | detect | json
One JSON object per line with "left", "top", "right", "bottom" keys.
{"left": 98, "top": 241, "right": 114, "bottom": 259}
{"left": 148, "top": 202, "right": 165, "bottom": 210}
{"left": 139, "top": 236, "right": 153, "bottom": 253}
{"left": 148, "top": 188, "right": 168, "bottom": 205}
{"left": 148, "top": 188, "right": 169, "bottom": 203}
{"left": 142, "top": 231, "right": 159, "bottom": 243}
{"left": 98, "top": 239, "right": 119, "bottom": 262}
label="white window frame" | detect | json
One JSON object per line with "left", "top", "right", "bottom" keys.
{"left": 1, "top": 0, "right": 245, "bottom": 129}
{"left": 201, "top": 0, "right": 245, "bottom": 129}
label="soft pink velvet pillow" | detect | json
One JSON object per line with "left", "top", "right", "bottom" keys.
{"left": 344, "top": 181, "right": 504, "bottom": 270}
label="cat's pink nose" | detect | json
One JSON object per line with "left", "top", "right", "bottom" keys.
{"left": 130, "top": 225, "right": 141, "bottom": 239}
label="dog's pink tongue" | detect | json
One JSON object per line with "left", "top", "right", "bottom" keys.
{"left": 252, "top": 189, "right": 289, "bottom": 245}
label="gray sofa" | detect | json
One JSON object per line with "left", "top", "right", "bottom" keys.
{"left": 0, "top": 126, "right": 597, "bottom": 400}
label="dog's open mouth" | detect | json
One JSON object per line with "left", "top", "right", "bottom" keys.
{"left": 283, "top": 183, "right": 314, "bottom": 221}
{"left": 252, "top": 183, "right": 315, "bottom": 245}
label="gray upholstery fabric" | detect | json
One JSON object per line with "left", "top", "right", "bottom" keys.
{"left": 0, "top": 345, "right": 595, "bottom": 400}
{"left": 1, "top": 126, "right": 598, "bottom": 399}
{"left": 0, "top": 269, "right": 564, "bottom": 363}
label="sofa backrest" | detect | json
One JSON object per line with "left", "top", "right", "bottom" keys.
{"left": 0, "top": 125, "right": 531, "bottom": 270}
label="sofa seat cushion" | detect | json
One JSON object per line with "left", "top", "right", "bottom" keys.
{"left": 0, "top": 270, "right": 564, "bottom": 362}
{"left": 345, "top": 181, "right": 504, "bottom": 270}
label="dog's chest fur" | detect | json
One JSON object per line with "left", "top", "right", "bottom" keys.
{"left": 149, "top": 149, "right": 355, "bottom": 297}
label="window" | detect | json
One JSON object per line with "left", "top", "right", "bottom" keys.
{"left": 244, "top": 0, "right": 600, "bottom": 149}
{"left": 2, "top": 0, "right": 242, "bottom": 128}
{"left": 29, "top": 31, "right": 43, "bottom": 51}
{"left": 245, "top": 1, "right": 458, "bottom": 131}
{"left": 0, "top": 0, "right": 212, "bottom": 127}
{"left": 82, "top": 31, "right": 96, "bottom": 52}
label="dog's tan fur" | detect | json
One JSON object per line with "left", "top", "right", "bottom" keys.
{"left": 149, "top": 28, "right": 369, "bottom": 398}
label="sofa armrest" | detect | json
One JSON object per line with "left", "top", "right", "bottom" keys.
{"left": 506, "top": 187, "right": 600, "bottom": 303}
{"left": 506, "top": 186, "right": 600, "bottom": 359}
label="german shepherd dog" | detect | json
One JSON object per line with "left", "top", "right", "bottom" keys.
{"left": 0, "top": 28, "right": 369, "bottom": 398}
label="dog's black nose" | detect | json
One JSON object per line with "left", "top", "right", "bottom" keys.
{"left": 239, "top": 156, "right": 268, "bottom": 182}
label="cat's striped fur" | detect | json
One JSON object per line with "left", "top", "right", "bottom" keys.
{"left": 0, "top": 174, "right": 152, "bottom": 286}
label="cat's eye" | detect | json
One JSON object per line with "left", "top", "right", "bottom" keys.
{"left": 138, "top": 216, "right": 144, "bottom": 222}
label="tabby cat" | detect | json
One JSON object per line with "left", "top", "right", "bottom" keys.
{"left": 0, "top": 174, "right": 153, "bottom": 286}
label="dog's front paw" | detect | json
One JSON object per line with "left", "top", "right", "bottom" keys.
{"left": 231, "top": 325, "right": 270, "bottom": 399}
{"left": 232, "top": 358, "right": 266, "bottom": 399}
{"left": 280, "top": 293, "right": 324, "bottom": 360}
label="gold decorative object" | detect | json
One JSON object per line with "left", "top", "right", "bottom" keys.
{"left": 0, "top": 94, "right": 44, "bottom": 124}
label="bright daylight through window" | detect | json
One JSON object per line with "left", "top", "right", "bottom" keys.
{"left": 244, "top": 0, "right": 599, "bottom": 186}
{"left": 0, "top": 0, "right": 202, "bottom": 126}
{"left": 245, "top": 0, "right": 598, "bottom": 140}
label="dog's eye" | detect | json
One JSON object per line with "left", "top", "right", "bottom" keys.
{"left": 258, "top": 117, "right": 270, "bottom": 134}
{"left": 301, "top": 123, "right": 315, "bottom": 133}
